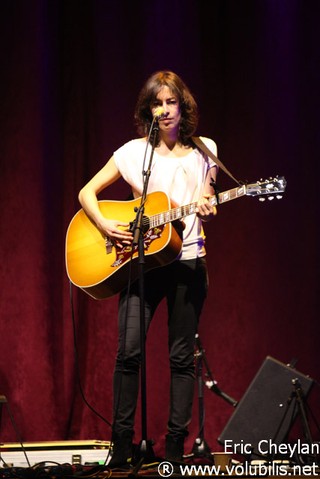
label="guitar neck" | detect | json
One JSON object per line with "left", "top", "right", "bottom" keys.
{"left": 150, "top": 185, "right": 247, "bottom": 228}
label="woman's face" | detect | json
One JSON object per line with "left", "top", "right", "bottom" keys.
{"left": 150, "top": 86, "right": 181, "bottom": 136}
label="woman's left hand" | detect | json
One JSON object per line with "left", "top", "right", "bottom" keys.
{"left": 196, "top": 194, "right": 217, "bottom": 221}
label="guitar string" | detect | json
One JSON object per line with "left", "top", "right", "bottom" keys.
{"left": 149, "top": 186, "right": 247, "bottom": 228}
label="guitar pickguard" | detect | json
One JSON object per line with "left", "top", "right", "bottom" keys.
{"left": 111, "top": 225, "right": 165, "bottom": 267}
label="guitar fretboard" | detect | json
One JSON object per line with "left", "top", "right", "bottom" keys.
{"left": 150, "top": 185, "right": 247, "bottom": 228}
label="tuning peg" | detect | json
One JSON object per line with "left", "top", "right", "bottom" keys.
{"left": 276, "top": 195, "right": 283, "bottom": 200}
{"left": 259, "top": 197, "right": 266, "bottom": 202}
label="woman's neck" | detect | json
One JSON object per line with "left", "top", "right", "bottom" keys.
{"left": 156, "top": 135, "right": 192, "bottom": 157}
{"left": 160, "top": 130, "right": 179, "bottom": 150}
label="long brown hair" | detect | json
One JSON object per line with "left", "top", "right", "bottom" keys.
{"left": 134, "top": 71, "right": 199, "bottom": 145}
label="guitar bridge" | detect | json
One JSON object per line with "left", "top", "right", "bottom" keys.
{"left": 110, "top": 225, "right": 165, "bottom": 267}
{"left": 105, "top": 237, "right": 113, "bottom": 254}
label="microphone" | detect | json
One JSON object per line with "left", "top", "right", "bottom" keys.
{"left": 153, "top": 106, "right": 169, "bottom": 121}
{"left": 205, "top": 380, "right": 238, "bottom": 407}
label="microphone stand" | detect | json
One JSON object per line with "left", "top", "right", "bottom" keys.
{"left": 194, "top": 335, "right": 237, "bottom": 407}
{"left": 130, "top": 119, "right": 159, "bottom": 472}
{"left": 186, "top": 335, "right": 238, "bottom": 461}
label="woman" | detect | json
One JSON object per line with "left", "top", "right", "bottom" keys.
{"left": 78, "top": 71, "right": 218, "bottom": 467}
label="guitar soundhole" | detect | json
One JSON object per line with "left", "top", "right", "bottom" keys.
{"left": 111, "top": 225, "right": 165, "bottom": 267}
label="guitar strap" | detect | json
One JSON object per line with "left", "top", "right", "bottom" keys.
{"left": 192, "top": 136, "right": 241, "bottom": 186}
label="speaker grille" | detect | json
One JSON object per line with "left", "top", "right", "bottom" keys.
{"left": 218, "top": 356, "right": 314, "bottom": 458}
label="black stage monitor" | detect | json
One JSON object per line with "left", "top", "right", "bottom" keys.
{"left": 218, "top": 356, "right": 314, "bottom": 459}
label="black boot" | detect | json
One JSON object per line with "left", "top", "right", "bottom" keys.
{"left": 108, "top": 430, "right": 133, "bottom": 469}
{"left": 165, "top": 434, "right": 184, "bottom": 462}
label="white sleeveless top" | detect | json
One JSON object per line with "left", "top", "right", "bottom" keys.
{"left": 113, "top": 136, "right": 217, "bottom": 260}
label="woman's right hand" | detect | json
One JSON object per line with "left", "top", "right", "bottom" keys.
{"left": 96, "top": 218, "right": 133, "bottom": 248}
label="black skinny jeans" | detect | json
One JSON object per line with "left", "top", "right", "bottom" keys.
{"left": 112, "top": 257, "right": 208, "bottom": 440}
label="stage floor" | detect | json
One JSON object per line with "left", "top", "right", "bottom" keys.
{"left": 0, "top": 440, "right": 319, "bottom": 478}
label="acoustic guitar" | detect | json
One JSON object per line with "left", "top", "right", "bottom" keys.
{"left": 65, "top": 177, "right": 286, "bottom": 299}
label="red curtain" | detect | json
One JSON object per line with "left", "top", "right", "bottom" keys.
{"left": 0, "top": 0, "right": 319, "bottom": 456}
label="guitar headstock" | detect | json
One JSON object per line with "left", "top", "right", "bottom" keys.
{"left": 246, "top": 176, "right": 287, "bottom": 201}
